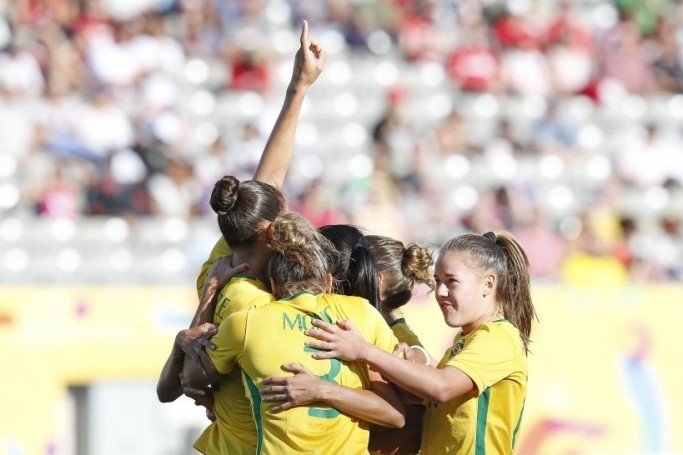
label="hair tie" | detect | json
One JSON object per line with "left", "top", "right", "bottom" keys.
{"left": 482, "top": 231, "right": 496, "bottom": 243}
{"left": 217, "top": 210, "right": 228, "bottom": 216}
{"left": 353, "top": 236, "right": 368, "bottom": 250}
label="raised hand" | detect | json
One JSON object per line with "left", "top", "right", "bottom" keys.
{"left": 290, "top": 20, "right": 327, "bottom": 90}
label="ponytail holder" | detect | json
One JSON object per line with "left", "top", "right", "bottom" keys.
{"left": 217, "top": 210, "right": 228, "bottom": 216}
{"left": 482, "top": 231, "right": 496, "bottom": 243}
{"left": 354, "top": 236, "right": 368, "bottom": 250}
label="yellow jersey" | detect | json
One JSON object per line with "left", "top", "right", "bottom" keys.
{"left": 389, "top": 317, "right": 423, "bottom": 347}
{"left": 421, "top": 320, "right": 527, "bottom": 455}
{"left": 208, "top": 291, "right": 399, "bottom": 455}
{"left": 196, "top": 237, "right": 232, "bottom": 297}
{"left": 193, "top": 274, "right": 274, "bottom": 455}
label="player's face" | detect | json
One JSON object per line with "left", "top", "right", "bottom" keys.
{"left": 433, "top": 251, "right": 491, "bottom": 333}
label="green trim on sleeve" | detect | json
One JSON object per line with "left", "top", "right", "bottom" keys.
{"left": 388, "top": 317, "right": 406, "bottom": 327}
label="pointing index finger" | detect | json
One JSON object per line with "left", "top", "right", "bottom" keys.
{"left": 300, "top": 20, "right": 309, "bottom": 47}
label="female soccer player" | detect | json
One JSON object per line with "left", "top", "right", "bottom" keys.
{"left": 319, "top": 224, "right": 381, "bottom": 310}
{"left": 158, "top": 19, "right": 328, "bottom": 453}
{"left": 366, "top": 234, "right": 434, "bottom": 347}
{"left": 260, "top": 233, "right": 434, "bottom": 454}
{"left": 194, "top": 19, "right": 326, "bottom": 292}
{"left": 158, "top": 178, "right": 406, "bottom": 454}
{"left": 181, "top": 211, "right": 406, "bottom": 454}
{"left": 304, "top": 231, "right": 537, "bottom": 454}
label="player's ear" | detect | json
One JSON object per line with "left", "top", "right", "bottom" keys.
{"left": 482, "top": 273, "right": 496, "bottom": 298}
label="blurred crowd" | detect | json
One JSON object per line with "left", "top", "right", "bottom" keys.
{"left": 1, "top": 0, "right": 683, "bottom": 284}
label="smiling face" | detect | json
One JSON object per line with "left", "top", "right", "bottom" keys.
{"left": 434, "top": 250, "right": 498, "bottom": 333}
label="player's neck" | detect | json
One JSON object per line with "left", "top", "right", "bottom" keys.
{"left": 232, "top": 247, "right": 269, "bottom": 282}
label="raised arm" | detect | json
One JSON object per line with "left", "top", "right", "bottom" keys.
{"left": 193, "top": 21, "right": 326, "bottom": 292}
{"left": 260, "top": 363, "right": 405, "bottom": 428}
{"left": 252, "top": 20, "right": 327, "bottom": 188}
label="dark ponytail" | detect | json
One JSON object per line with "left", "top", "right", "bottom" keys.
{"left": 318, "top": 225, "right": 381, "bottom": 310}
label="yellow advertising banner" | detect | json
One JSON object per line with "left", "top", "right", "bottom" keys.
{"left": 0, "top": 285, "right": 682, "bottom": 454}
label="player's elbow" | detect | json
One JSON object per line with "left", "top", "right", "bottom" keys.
{"left": 424, "top": 383, "right": 455, "bottom": 404}
{"left": 386, "top": 410, "right": 406, "bottom": 429}
{"left": 156, "top": 384, "right": 180, "bottom": 403}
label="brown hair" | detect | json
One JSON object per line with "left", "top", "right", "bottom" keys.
{"left": 210, "top": 176, "right": 285, "bottom": 248}
{"left": 440, "top": 231, "right": 537, "bottom": 350}
{"left": 366, "top": 235, "right": 435, "bottom": 310}
{"left": 268, "top": 212, "right": 335, "bottom": 298}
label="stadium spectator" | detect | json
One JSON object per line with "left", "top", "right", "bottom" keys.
{"left": 445, "top": 20, "right": 501, "bottom": 93}
{"left": 1, "top": 0, "right": 682, "bottom": 284}
{"left": 651, "top": 19, "right": 683, "bottom": 93}
{"left": 599, "top": 8, "right": 655, "bottom": 96}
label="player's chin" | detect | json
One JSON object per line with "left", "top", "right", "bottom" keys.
{"left": 439, "top": 308, "right": 458, "bottom": 326}
{"left": 443, "top": 316, "right": 461, "bottom": 328}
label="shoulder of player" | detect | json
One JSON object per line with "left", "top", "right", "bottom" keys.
{"left": 320, "top": 293, "right": 370, "bottom": 307}
{"left": 465, "top": 321, "right": 524, "bottom": 355}
{"left": 224, "top": 274, "right": 270, "bottom": 293}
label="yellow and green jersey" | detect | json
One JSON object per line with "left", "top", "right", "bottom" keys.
{"left": 196, "top": 237, "right": 232, "bottom": 297}
{"left": 208, "top": 291, "right": 399, "bottom": 455}
{"left": 389, "top": 316, "right": 423, "bottom": 347}
{"left": 193, "top": 274, "right": 274, "bottom": 455}
{"left": 212, "top": 274, "right": 272, "bottom": 325}
{"left": 421, "top": 320, "right": 527, "bottom": 455}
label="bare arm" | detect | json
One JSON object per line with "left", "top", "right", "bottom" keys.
{"left": 261, "top": 363, "right": 405, "bottom": 428}
{"left": 252, "top": 20, "right": 327, "bottom": 188}
{"left": 190, "top": 257, "right": 249, "bottom": 327}
{"left": 369, "top": 404, "right": 424, "bottom": 455}
{"left": 157, "top": 323, "right": 220, "bottom": 401}
{"left": 182, "top": 346, "right": 222, "bottom": 390}
{"left": 306, "top": 319, "right": 476, "bottom": 404}
{"left": 157, "top": 342, "right": 185, "bottom": 402}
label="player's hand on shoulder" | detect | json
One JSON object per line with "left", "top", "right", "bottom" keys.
{"left": 207, "top": 255, "right": 250, "bottom": 289}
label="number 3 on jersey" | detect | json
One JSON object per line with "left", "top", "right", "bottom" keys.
{"left": 304, "top": 345, "right": 341, "bottom": 419}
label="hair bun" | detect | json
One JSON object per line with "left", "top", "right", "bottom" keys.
{"left": 210, "top": 176, "right": 240, "bottom": 215}
{"left": 402, "top": 243, "right": 435, "bottom": 287}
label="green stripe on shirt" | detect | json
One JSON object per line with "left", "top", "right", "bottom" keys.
{"left": 476, "top": 387, "right": 491, "bottom": 455}
{"left": 244, "top": 372, "right": 263, "bottom": 454}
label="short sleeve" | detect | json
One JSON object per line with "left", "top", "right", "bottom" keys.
{"left": 207, "top": 309, "right": 248, "bottom": 374}
{"left": 446, "top": 326, "right": 515, "bottom": 395}
{"left": 390, "top": 318, "right": 423, "bottom": 347}
{"left": 363, "top": 306, "right": 400, "bottom": 353}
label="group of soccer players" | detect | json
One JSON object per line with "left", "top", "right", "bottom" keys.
{"left": 157, "top": 21, "right": 537, "bottom": 455}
